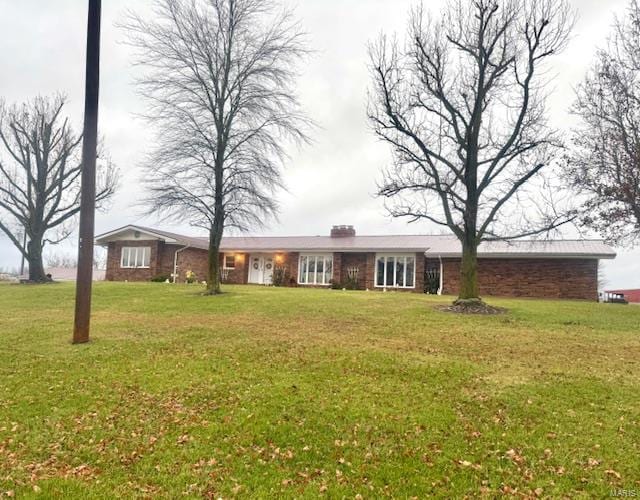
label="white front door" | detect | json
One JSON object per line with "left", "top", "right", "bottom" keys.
{"left": 248, "top": 254, "right": 274, "bottom": 284}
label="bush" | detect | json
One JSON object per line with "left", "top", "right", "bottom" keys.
{"left": 150, "top": 274, "right": 171, "bottom": 283}
{"left": 185, "top": 270, "right": 197, "bottom": 284}
{"left": 424, "top": 269, "right": 440, "bottom": 294}
{"left": 344, "top": 275, "right": 359, "bottom": 290}
{"left": 330, "top": 278, "right": 359, "bottom": 290}
{"left": 272, "top": 266, "right": 288, "bottom": 287}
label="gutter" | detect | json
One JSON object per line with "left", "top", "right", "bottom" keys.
{"left": 438, "top": 255, "right": 443, "bottom": 295}
{"left": 173, "top": 245, "right": 190, "bottom": 283}
{"left": 425, "top": 252, "right": 616, "bottom": 260}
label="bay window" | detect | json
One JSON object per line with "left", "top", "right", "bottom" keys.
{"left": 121, "top": 246, "right": 150, "bottom": 268}
{"left": 298, "top": 254, "right": 333, "bottom": 285}
{"left": 375, "top": 254, "right": 415, "bottom": 288}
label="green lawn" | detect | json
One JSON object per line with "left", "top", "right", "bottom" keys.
{"left": 1, "top": 283, "right": 639, "bottom": 498}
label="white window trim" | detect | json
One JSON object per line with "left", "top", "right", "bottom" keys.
{"left": 375, "top": 253, "right": 416, "bottom": 289}
{"left": 223, "top": 253, "right": 236, "bottom": 270}
{"left": 120, "top": 246, "right": 151, "bottom": 269}
{"left": 298, "top": 253, "right": 333, "bottom": 286}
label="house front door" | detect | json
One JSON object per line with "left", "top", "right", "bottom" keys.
{"left": 248, "top": 254, "right": 274, "bottom": 284}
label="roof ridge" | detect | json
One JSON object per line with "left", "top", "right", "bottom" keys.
{"left": 220, "top": 233, "right": 456, "bottom": 238}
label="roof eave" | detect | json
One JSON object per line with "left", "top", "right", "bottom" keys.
{"left": 94, "top": 224, "right": 179, "bottom": 245}
{"left": 218, "top": 248, "right": 428, "bottom": 253}
{"left": 425, "top": 252, "right": 616, "bottom": 259}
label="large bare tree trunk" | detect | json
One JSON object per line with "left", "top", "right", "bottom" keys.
{"left": 206, "top": 221, "right": 223, "bottom": 295}
{"left": 459, "top": 240, "right": 479, "bottom": 300}
{"left": 27, "top": 237, "right": 48, "bottom": 282}
{"left": 206, "top": 240, "right": 221, "bottom": 294}
{"left": 205, "top": 151, "right": 225, "bottom": 295}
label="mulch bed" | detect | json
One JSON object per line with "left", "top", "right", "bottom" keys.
{"left": 435, "top": 299, "right": 507, "bottom": 315}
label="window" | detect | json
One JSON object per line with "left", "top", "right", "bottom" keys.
{"left": 224, "top": 254, "right": 236, "bottom": 269}
{"left": 375, "top": 254, "right": 415, "bottom": 288}
{"left": 298, "top": 254, "right": 333, "bottom": 285}
{"left": 121, "top": 247, "right": 150, "bottom": 268}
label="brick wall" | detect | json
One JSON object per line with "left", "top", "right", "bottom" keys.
{"left": 221, "top": 253, "right": 249, "bottom": 285}
{"left": 441, "top": 258, "right": 599, "bottom": 300}
{"left": 175, "top": 248, "right": 253, "bottom": 285}
{"left": 414, "top": 252, "right": 425, "bottom": 293}
{"left": 338, "top": 252, "right": 371, "bottom": 289}
{"left": 158, "top": 244, "right": 181, "bottom": 277}
{"left": 106, "top": 243, "right": 234, "bottom": 284}
{"left": 333, "top": 252, "right": 423, "bottom": 292}
{"left": 105, "top": 240, "right": 167, "bottom": 281}
{"left": 333, "top": 252, "right": 343, "bottom": 285}
{"left": 106, "top": 241, "right": 598, "bottom": 300}
{"left": 278, "top": 252, "right": 299, "bottom": 286}
{"left": 177, "top": 250, "right": 301, "bottom": 286}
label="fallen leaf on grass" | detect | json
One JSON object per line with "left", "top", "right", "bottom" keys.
{"left": 456, "top": 459, "right": 482, "bottom": 470}
{"left": 605, "top": 469, "right": 621, "bottom": 480}
{"left": 505, "top": 449, "right": 525, "bottom": 464}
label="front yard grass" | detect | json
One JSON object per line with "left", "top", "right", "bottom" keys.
{"left": 1, "top": 282, "right": 639, "bottom": 498}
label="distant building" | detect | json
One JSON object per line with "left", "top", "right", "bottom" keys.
{"left": 45, "top": 267, "right": 105, "bottom": 281}
{"left": 605, "top": 289, "right": 640, "bottom": 303}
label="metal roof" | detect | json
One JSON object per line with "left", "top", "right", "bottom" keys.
{"left": 95, "top": 225, "right": 616, "bottom": 259}
{"left": 426, "top": 238, "right": 616, "bottom": 259}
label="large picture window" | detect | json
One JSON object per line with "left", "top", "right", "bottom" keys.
{"left": 298, "top": 254, "right": 333, "bottom": 285}
{"left": 120, "top": 247, "right": 151, "bottom": 268}
{"left": 375, "top": 254, "right": 415, "bottom": 288}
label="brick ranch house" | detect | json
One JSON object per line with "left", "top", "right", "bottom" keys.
{"left": 96, "top": 224, "right": 615, "bottom": 300}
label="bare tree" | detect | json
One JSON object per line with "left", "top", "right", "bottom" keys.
{"left": 0, "top": 95, "right": 117, "bottom": 282}
{"left": 368, "top": 0, "right": 575, "bottom": 303}
{"left": 46, "top": 252, "right": 78, "bottom": 269}
{"left": 121, "top": 0, "right": 310, "bottom": 295}
{"left": 567, "top": 0, "right": 640, "bottom": 244}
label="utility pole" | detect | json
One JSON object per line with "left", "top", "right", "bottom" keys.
{"left": 73, "top": 0, "right": 102, "bottom": 344}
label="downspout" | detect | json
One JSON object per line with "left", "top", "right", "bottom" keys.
{"left": 173, "top": 246, "right": 190, "bottom": 283}
{"left": 438, "top": 255, "right": 443, "bottom": 295}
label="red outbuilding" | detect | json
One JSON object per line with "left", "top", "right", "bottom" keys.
{"left": 606, "top": 289, "right": 640, "bottom": 303}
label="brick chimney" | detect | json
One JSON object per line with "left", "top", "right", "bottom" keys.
{"left": 330, "top": 225, "right": 356, "bottom": 238}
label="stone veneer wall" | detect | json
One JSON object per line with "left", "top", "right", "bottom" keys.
{"left": 440, "top": 258, "right": 599, "bottom": 300}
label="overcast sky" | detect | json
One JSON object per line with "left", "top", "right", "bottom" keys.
{"left": 0, "top": 0, "right": 638, "bottom": 289}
